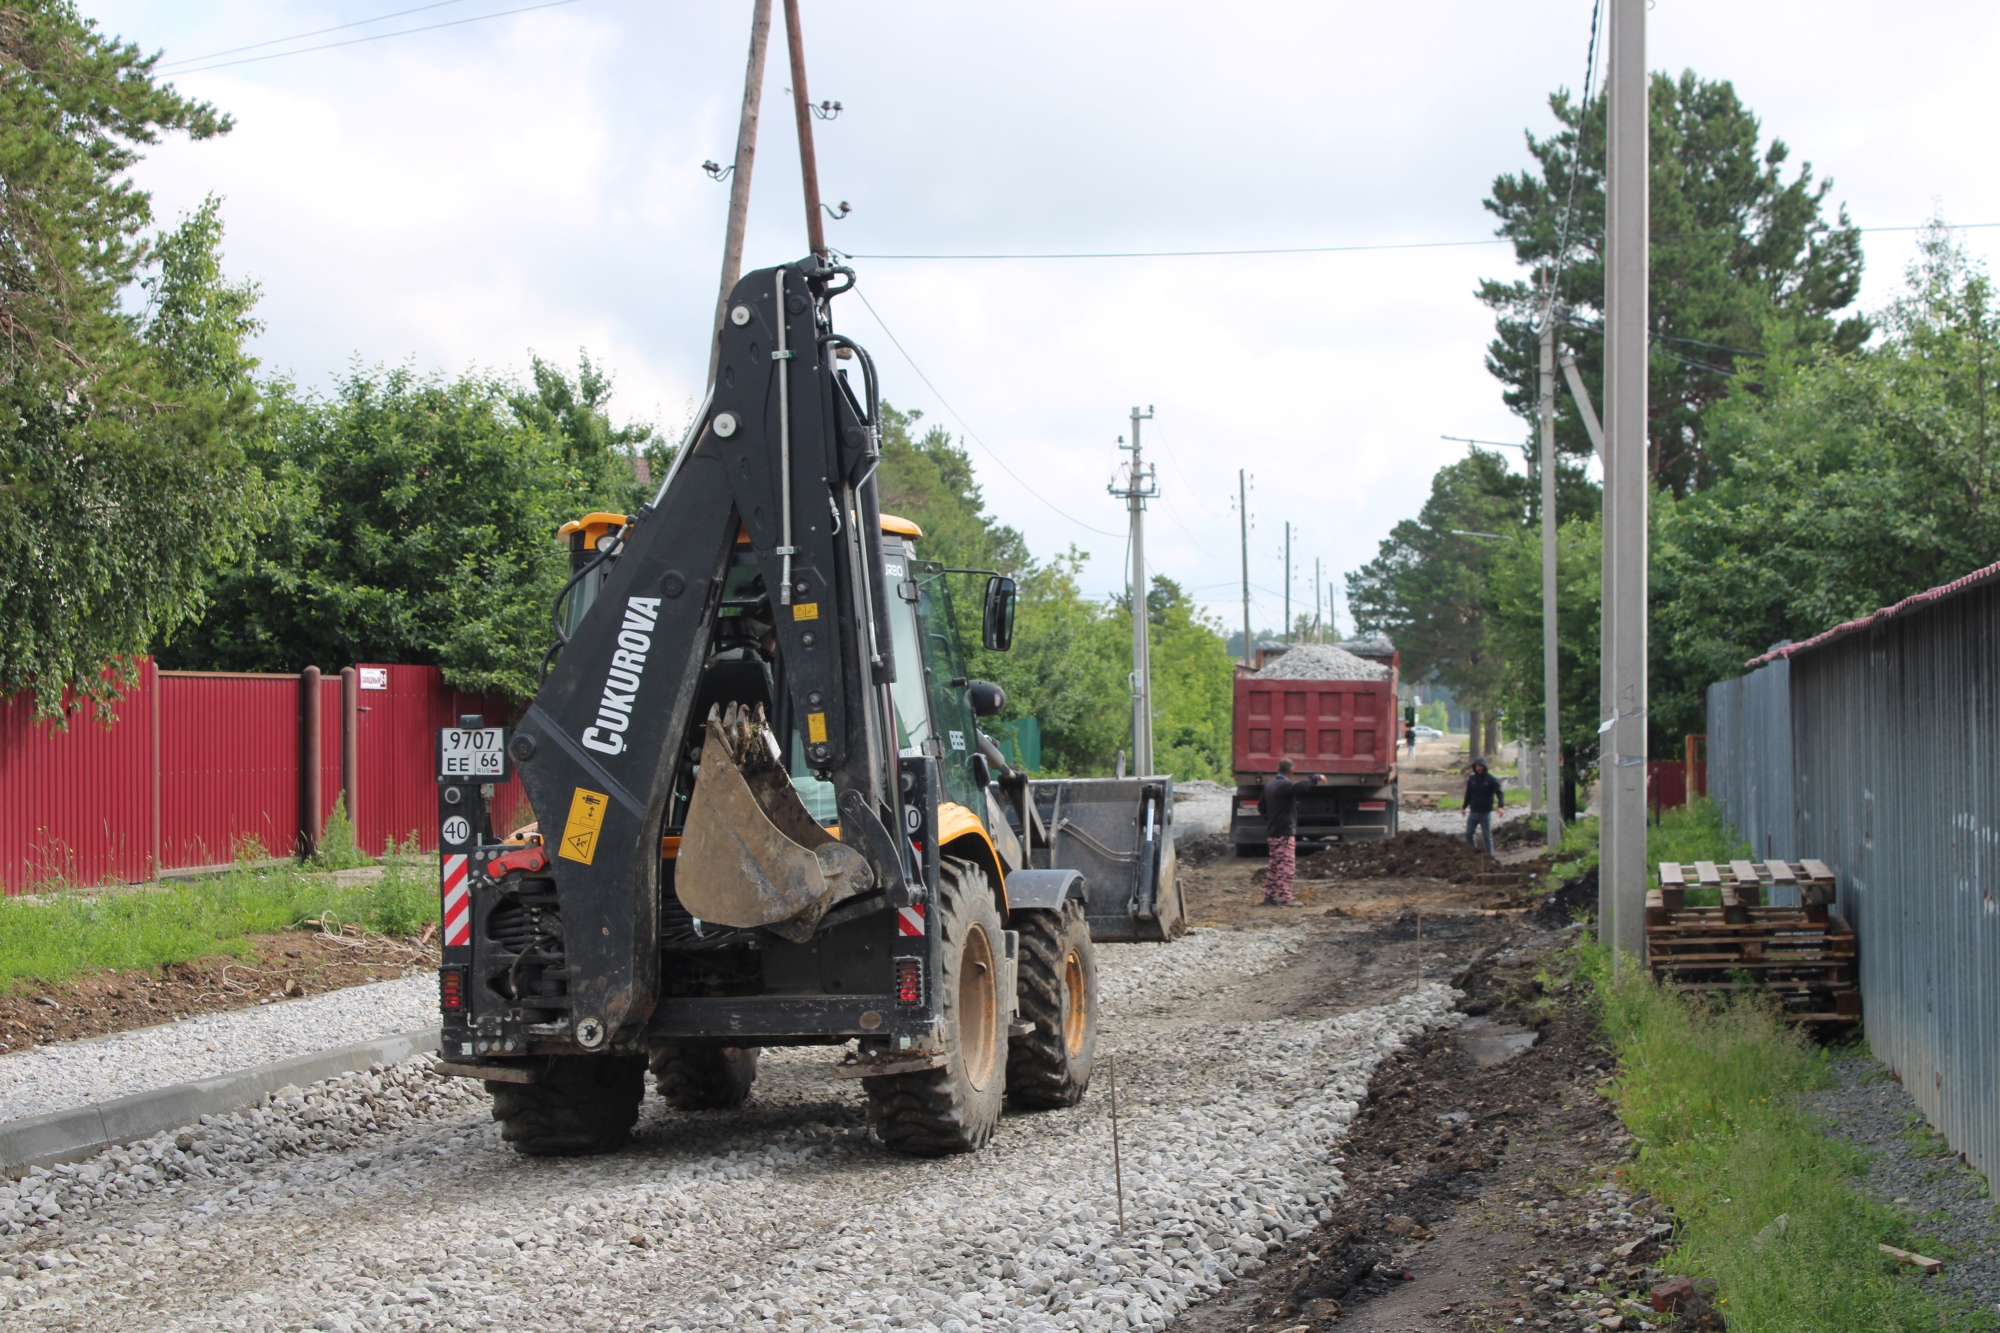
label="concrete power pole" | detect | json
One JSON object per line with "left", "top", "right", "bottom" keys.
{"left": 1239, "top": 470, "right": 1252, "bottom": 668}
{"left": 1603, "top": 0, "right": 1650, "bottom": 961}
{"left": 1539, "top": 313, "right": 1562, "bottom": 851}
{"left": 707, "top": 0, "right": 774, "bottom": 388}
{"left": 1110, "top": 407, "right": 1158, "bottom": 776}
{"left": 1283, "top": 522, "right": 1292, "bottom": 643}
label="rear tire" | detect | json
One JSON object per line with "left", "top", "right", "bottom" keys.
{"left": 651, "top": 1044, "right": 759, "bottom": 1109}
{"left": 1235, "top": 841, "right": 1268, "bottom": 858}
{"left": 488, "top": 1054, "right": 645, "bottom": 1157}
{"left": 1006, "top": 901, "right": 1096, "bottom": 1108}
{"left": 865, "top": 858, "right": 1006, "bottom": 1156}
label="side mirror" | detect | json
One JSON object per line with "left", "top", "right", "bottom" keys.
{"left": 966, "top": 680, "right": 1006, "bottom": 718}
{"left": 982, "top": 575, "right": 1018, "bottom": 652}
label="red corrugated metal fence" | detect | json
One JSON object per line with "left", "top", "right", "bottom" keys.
{"left": 0, "top": 659, "right": 529, "bottom": 894}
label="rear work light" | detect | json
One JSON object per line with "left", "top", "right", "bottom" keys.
{"left": 440, "top": 966, "right": 466, "bottom": 1012}
{"left": 894, "top": 958, "right": 924, "bottom": 1007}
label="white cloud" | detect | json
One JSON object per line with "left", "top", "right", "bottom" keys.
{"left": 95, "top": 0, "right": 2000, "bottom": 629}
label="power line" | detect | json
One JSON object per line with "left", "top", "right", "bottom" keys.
{"left": 163, "top": 0, "right": 586, "bottom": 74}
{"left": 845, "top": 286, "right": 1126, "bottom": 540}
{"left": 156, "top": 0, "right": 471, "bottom": 68}
{"left": 846, "top": 222, "right": 2000, "bottom": 264}
{"left": 849, "top": 238, "right": 1506, "bottom": 261}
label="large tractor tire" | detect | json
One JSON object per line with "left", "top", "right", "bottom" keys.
{"left": 865, "top": 858, "right": 1007, "bottom": 1156}
{"left": 1005, "top": 900, "right": 1097, "bottom": 1108}
{"left": 651, "top": 1044, "right": 760, "bottom": 1109}
{"left": 488, "top": 1054, "right": 646, "bottom": 1157}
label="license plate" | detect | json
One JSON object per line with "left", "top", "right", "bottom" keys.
{"left": 439, "top": 727, "right": 507, "bottom": 778}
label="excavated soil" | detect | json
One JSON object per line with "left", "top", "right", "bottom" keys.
{"left": 1165, "top": 939, "right": 1692, "bottom": 1333}
{"left": 1168, "top": 840, "right": 1696, "bottom": 1333}
{"left": 0, "top": 926, "right": 437, "bottom": 1053}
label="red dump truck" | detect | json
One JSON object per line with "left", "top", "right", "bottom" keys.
{"left": 1230, "top": 640, "right": 1401, "bottom": 855}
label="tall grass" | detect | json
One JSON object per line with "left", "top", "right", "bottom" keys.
{"left": 0, "top": 851, "right": 437, "bottom": 991}
{"left": 1583, "top": 943, "right": 1986, "bottom": 1332}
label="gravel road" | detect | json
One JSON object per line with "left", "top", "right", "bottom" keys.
{"left": 0, "top": 926, "right": 1456, "bottom": 1332}
{"left": 0, "top": 974, "right": 437, "bottom": 1125}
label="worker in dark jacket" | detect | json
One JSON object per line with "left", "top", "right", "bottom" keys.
{"left": 1259, "top": 759, "right": 1322, "bottom": 906}
{"left": 1463, "top": 757, "right": 1505, "bottom": 852}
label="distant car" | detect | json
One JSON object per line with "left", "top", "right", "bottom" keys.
{"left": 1411, "top": 726, "right": 1444, "bottom": 739}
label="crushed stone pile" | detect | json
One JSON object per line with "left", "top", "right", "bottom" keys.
{"left": 1252, "top": 644, "right": 1389, "bottom": 681}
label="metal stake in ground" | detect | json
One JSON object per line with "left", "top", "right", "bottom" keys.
{"left": 1109, "top": 1054, "right": 1126, "bottom": 1232}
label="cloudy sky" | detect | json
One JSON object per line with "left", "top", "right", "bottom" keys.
{"left": 95, "top": 0, "right": 2000, "bottom": 633}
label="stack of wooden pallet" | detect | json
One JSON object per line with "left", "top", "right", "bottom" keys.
{"left": 1646, "top": 859, "right": 1858, "bottom": 1023}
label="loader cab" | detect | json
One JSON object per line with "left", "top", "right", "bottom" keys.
{"left": 556, "top": 512, "right": 630, "bottom": 637}
{"left": 880, "top": 518, "right": 984, "bottom": 811}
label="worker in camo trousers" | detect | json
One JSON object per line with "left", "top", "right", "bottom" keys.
{"left": 1259, "top": 758, "right": 1322, "bottom": 906}
{"left": 1463, "top": 756, "right": 1505, "bottom": 853}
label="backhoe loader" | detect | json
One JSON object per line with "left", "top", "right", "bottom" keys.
{"left": 430, "top": 255, "right": 1183, "bottom": 1157}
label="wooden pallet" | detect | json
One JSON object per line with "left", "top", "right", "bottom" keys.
{"left": 1647, "top": 858, "right": 1856, "bottom": 1023}
{"left": 1655, "top": 858, "right": 1837, "bottom": 907}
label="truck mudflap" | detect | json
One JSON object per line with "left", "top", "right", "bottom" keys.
{"left": 1021, "top": 777, "right": 1184, "bottom": 943}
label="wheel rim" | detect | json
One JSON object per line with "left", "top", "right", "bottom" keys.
{"left": 960, "top": 923, "right": 998, "bottom": 1091}
{"left": 1062, "top": 947, "right": 1089, "bottom": 1057}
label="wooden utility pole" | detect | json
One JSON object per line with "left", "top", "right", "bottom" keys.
{"left": 1603, "top": 0, "right": 1649, "bottom": 960}
{"left": 708, "top": 0, "right": 774, "bottom": 387}
{"left": 1238, "top": 470, "right": 1251, "bottom": 667}
{"left": 781, "top": 0, "right": 827, "bottom": 259}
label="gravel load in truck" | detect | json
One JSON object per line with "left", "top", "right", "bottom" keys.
{"left": 1250, "top": 643, "right": 1390, "bottom": 681}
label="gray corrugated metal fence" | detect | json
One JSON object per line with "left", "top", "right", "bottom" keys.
{"left": 1706, "top": 580, "right": 2000, "bottom": 1183}
{"left": 1706, "top": 658, "right": 1798, "bottom": 904}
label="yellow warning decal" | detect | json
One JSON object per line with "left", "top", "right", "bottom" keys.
{"left": 558, "top": 787, "right": 610, "bottom": 865}
{"left": 792, "top": 601, "right": 819, "bottom": 621}
{"left": 807, "top": 712, "right": 828, "bottom": 744}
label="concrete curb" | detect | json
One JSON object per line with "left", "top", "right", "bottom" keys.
{"left": 0, "top": 1027, "right": 440, "bottom": 1177}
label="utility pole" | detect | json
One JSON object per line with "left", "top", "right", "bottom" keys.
{"left": 1283, "top": 522, "right": 1292, "bottom": 643}
{"left": 1109, "top": 407, "right": 1158, "bottom": 776}
{"left": 707, "top": 0, "right": 774, "bottom": 387}
{"left": 780, "top": 0, "right": 827, "bottom": 260}
{"left": 1313, "top": 559, "right": 1322, "bottom": 642}
{"left": 1603, "top": 0, "right": 1649, "bottom": 961}
{"left": 1238, "top": 470, "right": 1252, "bottom": 668}
{"left": 1539, "top": 307, "right": 1562, "bottom": 851}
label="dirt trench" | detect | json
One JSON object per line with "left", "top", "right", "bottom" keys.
{"left": 1169, "top": 836, "right": 1675, "bottom": 1333}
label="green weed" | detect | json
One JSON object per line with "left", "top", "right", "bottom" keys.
{"left": 311, "top": 794, "right": 373, "bottom": 871}
{"left": 1580, "top": 939, "right": 1990, "bottom": 1332}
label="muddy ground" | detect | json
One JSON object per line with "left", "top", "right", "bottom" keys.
{"left": 0, "top": 926, "right": 437, "bottom": 1053}
{"left": 1172, "top": 837, "right": 1692, "bottom": 1333}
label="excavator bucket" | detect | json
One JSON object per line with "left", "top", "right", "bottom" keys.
{"left": 1025, "top": 777, "right": 1184, "bottom": 943}
{"left": 676, "top": 704, "right": 875, "bottom": 943}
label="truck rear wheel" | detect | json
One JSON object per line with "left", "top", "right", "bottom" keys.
{"left": 865, "top": 858, "right": 1006, "bottom": 1156}
{"left": 651, "top": 1044, "right": 759, "bottom": 1109}
{"left": 488, "top": 1054, "right": 646, "bottom": 1157}
{"left": 1006, "top": 900, "right": 1096, "bottom": 1108}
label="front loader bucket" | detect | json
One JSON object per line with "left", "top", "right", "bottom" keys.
{"left": 677, "top": 704, "right": 874, "bottom": 943}
{"left": 1026, "top": 777, "right": 1184, "bottom": 943}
